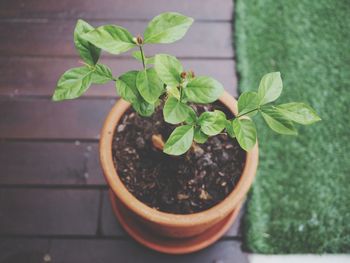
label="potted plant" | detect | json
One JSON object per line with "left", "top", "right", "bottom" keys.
{"left": 53, "top": 12, "right": 320, "bottom": 254}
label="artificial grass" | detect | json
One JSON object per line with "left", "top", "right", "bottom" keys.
{"left": 235, "top": 0, "right": 350, "bottom": 254}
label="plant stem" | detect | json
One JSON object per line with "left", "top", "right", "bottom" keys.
{"left": 139, "top": 45, "right": 146, "bottom": 69}
{"left": 78, "top": 60, "right": 117, "bottom": 81}
{"left": 78, "top": 60, "right": 95, "bottom": 70}
{"left": 236, "top": 108, "right": 259, "bottom": 118}
{"left": 179, "top": 85, "right": 183, "bottom": 101}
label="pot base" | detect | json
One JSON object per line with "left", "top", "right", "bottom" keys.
{"left": 109, "top": 190, "right": 243, "bottom": 254}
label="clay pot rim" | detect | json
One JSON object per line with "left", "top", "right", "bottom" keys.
{"left": 100, "top": 90, "right": 259, "bottom": 227}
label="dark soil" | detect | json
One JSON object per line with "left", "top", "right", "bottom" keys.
{"left": 112, "top": 102, "right": 246, "bottom": 214}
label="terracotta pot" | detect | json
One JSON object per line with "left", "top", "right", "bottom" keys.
{"left": 100, "top": 90, "right": 259, "bottom": 253}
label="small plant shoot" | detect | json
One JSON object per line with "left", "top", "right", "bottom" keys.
{"left": 53, "top": 12, "right": 321, "bottom": 155}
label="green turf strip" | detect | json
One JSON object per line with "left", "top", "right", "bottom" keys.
{"left": 235, "top": 0, "right": 350, "bottom": 253}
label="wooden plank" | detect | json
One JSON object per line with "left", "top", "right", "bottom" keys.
{"left": 0, "top": 0, "right": 233, "bottom": 21}
{"left": 0, "top": 81, "right": 237, "bottom": 139}
{"left": 0, "top": 98, "right": 114, "bottom": 139}
{"left": 226, "top": 208, "right": 243, "bottom": 237}
{"left": 100, "top": 190, "right": 126, "bottom": 236}
{"left": 100, "top": 191, "right": 242, "bottom": 238}
{"left": 0, "top": 238, "right": 247, "bottom": 262}
{"left": 50, "top": 239, "right": 247, "bottom": 263}
{"left": 0, "top": 189, "right": 100, "bottom": 235}
{"left": 0, "top": 20, "right": 233, "bottom": 58}
{"left": 0, "top": 238, "right": 50, "bottom": 263}
{"left": 0, "top": 141, "right": 105, "bottom": 185}
{"left": 0, "top": 141, "right": 242, "bottom": 235}
{"left": 0, "top": 57, "right": 237, "bottom": 97}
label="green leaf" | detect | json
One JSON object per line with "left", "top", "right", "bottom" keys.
{"left": 163, "top": 96, "right": 191, "bottom": 124}
{"left": 154, "top": 54, "right": 183, "bottom": 86}
{"left": 136, "top": 68, "right": 164, "bottom": 104}
{"left": 232, "top": 118, "right": 257, "bottom": 151}
{"left": 225, "top": 120, "right": 235, "bottom": 138}
{"left": 166, "top": 86, "right": 180, "bottom": 100}
{"left": 261, "top": 107, "right": 298, "bottom": 135}
{"left": 131, "top": 51, "right": 155, "bottom": 65}
{"left": 116, "top": 71, "right": 154, "bottom": 116}
{"left": 116, "top": 71, "right": 139, "bottom": 103}
{"left": 144, "top": 12, "right": 194, "bottom": 44}
{"left": 74, "top": 19, "right": 101, "bottom": 65}
{"left": 133, "top": 101, "right": 155, "bottom": 117}
{"left": 81, "top": 25, "right": 135, "bottom": 55}
{"left": 163, "top": 125, "right": 194, "bottom": 156}
{"left": 185, "top": 107, "right": 197, "bottom": 125}
{"left": 52, "top": 66, "right": 93, "bottom": 101}
{"left": 184, "top": 76, "right": 224, "bottom": 103}
{"left": 146, "top": 57, "right": 155, "bottom": 65}
{"left": 194, "top": 126, "right": 209, "bottom": 144}
{"left": 198, "top": 110, "right": 227, "bottom": 136}
{"left": 276, "top": 102, "right": 321, "bottom": 125}
{"left": 258, "top": 72, "right": 283, "bottom": 105}
{"left": 238, "top": 91, "right": 259, "bottom": 117}
{"left": 91, "top": 64, "right": 113, "bottom": 84}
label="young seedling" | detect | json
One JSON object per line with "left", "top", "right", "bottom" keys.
{"left": 53, "top": 12, "right": 321, "bottom": 155}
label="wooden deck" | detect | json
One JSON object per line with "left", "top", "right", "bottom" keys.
{"left": 0, "top": 0, "right": 247, "bottom": 262}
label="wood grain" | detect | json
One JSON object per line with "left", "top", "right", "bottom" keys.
{"left": 0, "top": 238, "right": 247, "bottom": 263}
{"left": 0, "top": 0, "right": 242, "bottom": 260}
{"left": 0, "top": 57, "right": 237, "bottom": 97}
{"left": 0, "top": 141, "right": 104, "bottom": 185}
{"left": 0, "top": 0, "right": 233, "bottom": 21}
{"left": 0, "top": 20, "right": 233, "bottom": 58}
{"left": 0, "top": 238, "right": 50, "bottom": 263}
{"left": 0, "top": 98, "right": 115, "bottom": 139}
{"left": 0, "top": 88, "right": 238, "bottom": 140}
{"left": 0, "top": 189, "right": 100, "bottom": 235}
{"left": 50, "top": 239, "right": 247, "bottom": 263}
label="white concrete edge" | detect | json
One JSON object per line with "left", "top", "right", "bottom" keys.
{"left": 248, "top": 254, "right": 350, "bottom": 263}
